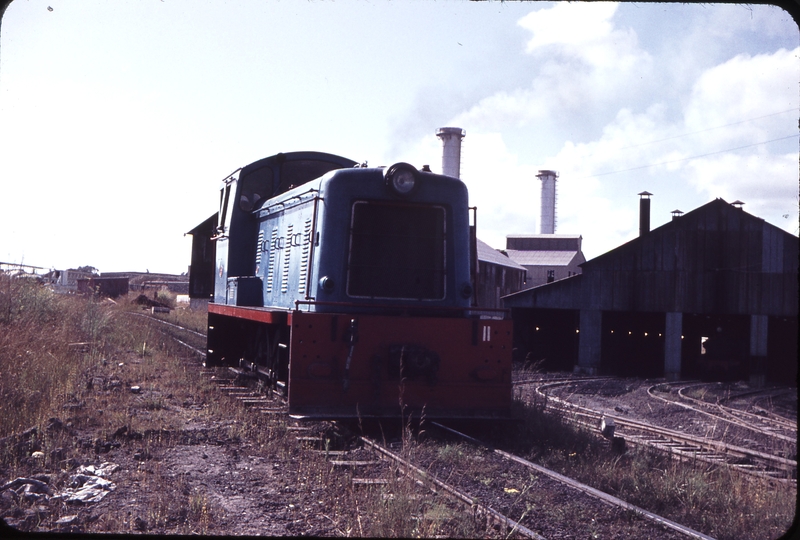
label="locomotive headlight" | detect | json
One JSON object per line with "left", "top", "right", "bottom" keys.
{"left": 384, "top": 163, "right": 419, "bottom": 196}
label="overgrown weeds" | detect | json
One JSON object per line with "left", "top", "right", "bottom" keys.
{"left": 500, "top": 399, "right": 796, "bottom": 540}
{"left": 0, "top": 277, "right": 114, "bottom": 437}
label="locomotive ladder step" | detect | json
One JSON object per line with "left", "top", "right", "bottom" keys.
{"left": 330, "top": 460, "right": 384, "bottom": 468}
{"left": 351, "top": 478, "right": 389, "bottom": 486}
{"left": 296, "top": 436, "right": 325, "bottom": 448}
{"left": 240, "top": 398, "right": 272, "bottom": 406}
{"left": 256, "top": 408, "right": 286, "bottom": 414}
{"left": 309, "top": 450, "right": 349, "bottom": 456}
{"left": 672, "top": 446, "right": 702, "bottom": 452}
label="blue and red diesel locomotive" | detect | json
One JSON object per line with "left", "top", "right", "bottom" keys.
{"left": 189, "top": 151, "right": 512, "bottom": 419}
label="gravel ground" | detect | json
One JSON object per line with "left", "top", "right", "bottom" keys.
{"left": 530, "top": 377, "right": 797, "bottom": 458}
{"left": 412, "top": 441, "right": 687, "bottom": 540}
{"left": 2, "top": 352, "right": 795, "bottom": 537}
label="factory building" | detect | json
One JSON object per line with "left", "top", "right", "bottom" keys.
{"left": 504, "top": 234, "right": 585, "bottom": 288}
{"left": 499, "top": 169, "right": 585, "bottom": 289}
{"left": 504, "top": 196, "right": 798, "bottom": 384}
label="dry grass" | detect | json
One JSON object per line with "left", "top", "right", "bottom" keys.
{"left": 2, "top": 279, "right": 791, "bottom": 538}
{"left": 498, "top": 400, "right": 796, "bottom": 540}
{"left": 0, "top": 276, "right": 111, "bottom": 437}
{"left": 0, "top": 280, "right": 479, "bottom": 536}
{"left": 343, "top": 419, "right": 489, "bottom": 539}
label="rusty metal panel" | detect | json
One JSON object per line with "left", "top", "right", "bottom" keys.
{"left": 287, "top": 311, "right": 512, "bottom": 418}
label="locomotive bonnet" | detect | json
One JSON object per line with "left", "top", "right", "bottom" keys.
{"left": 217, "top": 152, "right": 474, "bottom": 312}
{"left": 189, "top": 151, "right": 512, "bottom": 419}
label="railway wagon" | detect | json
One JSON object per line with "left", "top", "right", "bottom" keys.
{"left": 192, "top": 151, "right": 512, "bottom": 419}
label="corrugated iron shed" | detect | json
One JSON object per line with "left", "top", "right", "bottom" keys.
{"left": 504, "top": 198, "right": 798, "bottom": 317}
{"left": 504, "top": 198, "right": 797, "bottom": 383}
{"left": 475, "top": 238, "right": 526, "bottom": 309}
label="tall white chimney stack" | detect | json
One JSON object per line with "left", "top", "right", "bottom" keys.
{"left": 436, "top": 127, "right": 465, "bottom": 179}
{"left": 537, "top": 169, "right": 559, "bottom": 234}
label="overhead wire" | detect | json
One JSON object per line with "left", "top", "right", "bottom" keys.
{"left": 616, "top": 108, "right": 799, "bottom": 151}
{"left": 577, "top": 133, "right": 798, "bottom": 179}
{"left": 570, "top": 107, "right": 799, "bottom": 180}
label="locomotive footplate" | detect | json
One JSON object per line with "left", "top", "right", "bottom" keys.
{"left": 287, "top": 310, "right": 512, "bottom": 419}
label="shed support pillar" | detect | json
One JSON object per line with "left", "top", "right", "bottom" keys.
{"left": 664, "top": 312, "right": 682, "bottom": 381}
{"left": 576, "top": 309, "right": 602, "bottom": 375}
{"left": 749, "top": 315, "right": 768, "bottom": 387}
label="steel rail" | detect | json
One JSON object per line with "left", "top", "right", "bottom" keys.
{"left": 514, "top": 375, "right": 613, "bottom": 387}
{"left": 359, "top": 435, "right": 546, "bottom": 540}
{"left": 431, "top": 422, "right": 718, "bottom": 540}
{"left": 650, "top": 384, "right": 796, "bottom": 444}
{"left": 678, "top": 383, "right": 797, "bottom": 432}
{"left": 128, "top": 312, "right": 208, "bottom": 357}
{"left": 535, "top": 382, "right": 795, "bottom": 483}
{"left": 128, "top": 312, "right": 207, "bottom": 339}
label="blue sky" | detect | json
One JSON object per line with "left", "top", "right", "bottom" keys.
{"left": 1, "top": 1, "right": 797, "bottom": 274}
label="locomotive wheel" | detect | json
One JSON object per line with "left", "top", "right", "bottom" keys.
{"left": 250, "top": 324, "right": 289, "bottom": 395}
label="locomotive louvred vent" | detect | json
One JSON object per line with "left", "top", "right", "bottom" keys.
{"left": 255, "top": 230, "right": 264, "bottom": 267}
{"left": 281, "top": 223, "right": 293, "bottom": 293}
{"left": 347, "top": 201, "right": 446, "bottom": 300}
{"left": 266, "top": 228, "right": 278, "bottom": 293}
{"left": 298, "top": 218, "right": 312, "bottom": 295}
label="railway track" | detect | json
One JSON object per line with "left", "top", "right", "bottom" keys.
{"left": 128, "top": 311, "right": 208, "bottom": 357}
{"left": 649, "top": 382, "right": 797, "bottom": 444}
{"left": 140, "top": 315, "right": 709, "bottom": 537}
{"left": 204, "top": 368, "right": 713, "bottom": 538}
{"left": 137, "top": 312, "right": 549, "bottom": 536}
{"left": 530, "top": 379, "right": 796, "bottom": 484}
{"left": 431, "top": 422, "right": 716, "bottom": 540}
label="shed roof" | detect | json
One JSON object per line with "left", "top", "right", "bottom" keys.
{"left": 504, "top": 249, "right": 581, "bottom": 267}
{"left": 477, "top": 239, "right": 526, "bottom": 270}
{"left": 506, "top": 234, "right": 582, "bottom": 252}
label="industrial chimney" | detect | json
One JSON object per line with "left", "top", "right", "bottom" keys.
{"left": 639, "top": 191, "right": 652, "bottom": 236}
{"left": 436, "top": 127, "right": 465, "bottom": 179}
{"left": 536, "top": 170, "right": 559, "bottom": 234}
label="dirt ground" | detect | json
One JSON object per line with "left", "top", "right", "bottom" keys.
{"left": 2, "top": 349, "right": 796, "bottom": 538}
{"left": 0, "top": 349, "right": 355, "bottom": 536}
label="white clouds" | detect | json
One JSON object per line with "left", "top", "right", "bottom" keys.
{"left": 518, "top": 2, "right": 619, "bottom": 52}
{"left": 686, "top": 151, "right": 799, "bottom": 234}
{"left": 679, "top": 47, "right": 799, "bottom": 233}
{"left": 458, "top": 132, "right": 540, "bottom": 248}
{"left": 684, "top": 48, "right": 800, "bottom": 140}
{"left": 452, "top": 30, "right": 798, "bottom": 258}
{"left": 451, "top": 1, "right": 653, "bottom": 136}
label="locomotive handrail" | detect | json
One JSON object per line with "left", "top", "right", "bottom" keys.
{"left": 257, "top": 187, "right": 320, "bottom": 218}
{"left": 293, "top": 299, "right": 510, "bottom": 317}
{"left": 304, "top": 194, "right": 322, "bottom": 301}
